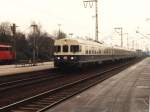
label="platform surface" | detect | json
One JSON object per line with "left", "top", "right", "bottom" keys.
{"left": 47, "top": 58, "right": 150, "bottom": 112}
{"left": 0, "top": 62, "right": 53, "bottom": 76}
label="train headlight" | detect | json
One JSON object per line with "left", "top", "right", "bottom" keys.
{"left": 71, "top": 57, "right": 74, "bottom": 60}
{"left": 57, "top": 57, "right": 60, "bottom": 60}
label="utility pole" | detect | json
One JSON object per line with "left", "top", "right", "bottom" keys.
{"left": 127, "top": 36, "right": 129, "bottom": 49}
{"left": 114, "top": 27, "right": 123, "bottom": 47}
{"left": 31, "top": 24, "right": 38, "bottom": 65}
{"left": 11, "top": 23, "right": 17, "bottom": 60}
{"left": 124, "top": 33, "right": 128, "bottom": 49}
{"left": 83, "top": 0, "right": 99, "bottom": 41}
{"left": 57, "top": 24, "right": 61, "bottom": 38}
{"left": 132, "top": 40, "right": 134, "bottom": 50}
{"left": 121, "top": 28, "right": 123, "bottom": 47}
{"left": 95, "top": 0, "right": 98, "bottom": 41}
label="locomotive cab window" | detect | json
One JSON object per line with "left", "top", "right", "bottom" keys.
{"left": 70, "top": 45, "right": 79, "bottom": 52}
{"left": 63, "top": 45, "right": 68, "bottom": 52}
{"left": 55, "top": 45, "right": 61, "bottom": 53}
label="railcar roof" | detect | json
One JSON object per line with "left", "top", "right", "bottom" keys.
{"left": 55, "top": 38, "right": 105, "bottom": 46}
{"left": 55, "top": 38, "right": 135, "bottom": 51}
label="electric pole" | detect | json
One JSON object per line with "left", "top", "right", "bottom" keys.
{"left": 58, "top": 24, "right": 61, "bottom": 38}
{"left": 114, "top": 27, "right": 123, "bottom": 47}
{"left": 124, "top": 33, "right": 128, "bottom": 49}
{"left": 11, "top": 23, "right": 17, "bottom": 60}
{"left": 31, "top": 24, "right": 38, "bottom": 65}
{"left": 83, "top": 0, "right": 99, "bottom": 41}
{"left": 132, "top": 40, "right": 134, "bottom": 50}
{"left": 127, "top": 36, "right": 129, "bottom": 49}
{"left": 95, "top": 0, "right": 98, "bottom": 41}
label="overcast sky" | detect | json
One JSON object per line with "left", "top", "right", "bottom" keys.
{"left": 0, "top": 0, "right": 150, "bottom": 44}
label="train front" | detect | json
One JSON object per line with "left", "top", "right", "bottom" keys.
{"left": 54, "top": 38, "right": 81, "bottom": 68}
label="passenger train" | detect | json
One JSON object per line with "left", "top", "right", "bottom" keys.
{"left": 54, "top": 38, "right": 138, "bottom": 67}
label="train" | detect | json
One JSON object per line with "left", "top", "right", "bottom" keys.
{"left": 0, "top": 44, "right": 15, "bottom": 63}
{"left": 54, "top": 38, "right": 141, "bottom": 68}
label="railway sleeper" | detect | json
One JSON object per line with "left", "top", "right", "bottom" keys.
{"left": 11, "top": 110, "right": 34, "bottom": 112}
{"left": 24, "top": 103, "right": 42, "bottom": 108}
{"left": 39, "top": 99, "right": 54, "bottom": 103}
{"left": 20, "top": 104, "right": 44, "bottom": 108}
{"left": 43, "top": 97, "right": 56, "bottom": 100}
{"left": 31, "top": 102, "right": 49, "bottom": 105}
{"left": 12, "top": 107, "right": 39, "bottom": 112}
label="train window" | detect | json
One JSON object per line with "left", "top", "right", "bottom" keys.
{"left": 55, "top": 46, "right": 61, "bottom": 53}
{"left": 85, "top": 50, "right": 89, "bottom": 54}
{"left": 106, "top": 50, "right": 108, "bottom": 54}
{"left": 86, "top": 50, "right": 88, "bottom": 54}
{"left": 92, "top": 50, "right": 94, "bottom": 54}
{"left": 63, "top": 45, "right": 68, "bottom": 52}
{"left": 70, "top": 45, "right": 79, "bottom": 52}
{"left": 108, "top": 49, "right": 110, "bottom": 54}
{"left": 104, "top": 49, "right": 107, "bottom": 54}
{"left": 79, "top": 46, "right": 82, "bottom": 52}
{"left": 89, "top": 50, "right": 91, "bottom": 54}
{"left": 99, "top": 50, "right": 101, "bottom": 54}
{"left": 96, "top": 49, "right": 98, "bottom": 54}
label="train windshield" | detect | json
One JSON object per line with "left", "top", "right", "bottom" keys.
{"left": 63, "top": 45, "right": 68, "bottom": 52}
{"left": 70, "top": 45, "right": 79, "bottom": 52}
{"left": 55, "top": 45, "right": 61, "bottom": 53}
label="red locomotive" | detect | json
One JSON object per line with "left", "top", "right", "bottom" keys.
{"left": 0, "top": 44, "right": 15, "bottom": 63}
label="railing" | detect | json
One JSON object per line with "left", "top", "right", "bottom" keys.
{"left": 15, "top": 60, "right": 37, "bottom": 67}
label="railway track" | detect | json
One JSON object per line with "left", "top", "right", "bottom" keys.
{"left": 0, "top": 68, "right": 62, "bottom": 93}
{"left": 0, "top": 73, "right": 64, "bottom": 92}
{"left": 0, "top": 68, "right": 57, "bottom": 83}
{"left": 0, "top": 58, "right": 141, "bottom": 112}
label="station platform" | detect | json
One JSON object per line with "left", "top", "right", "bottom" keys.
{"left": 47, "top": 58, "right": 150, "bottom": 112}
{"left": 0, "top": 62, "right": 53, "bottom": 76}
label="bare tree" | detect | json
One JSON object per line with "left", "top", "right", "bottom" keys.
{"left": 28, "top": 22, "right": 54, "bottom": 61}
{"left": 0, "top": 22, "right": 12, "bottom": 44}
